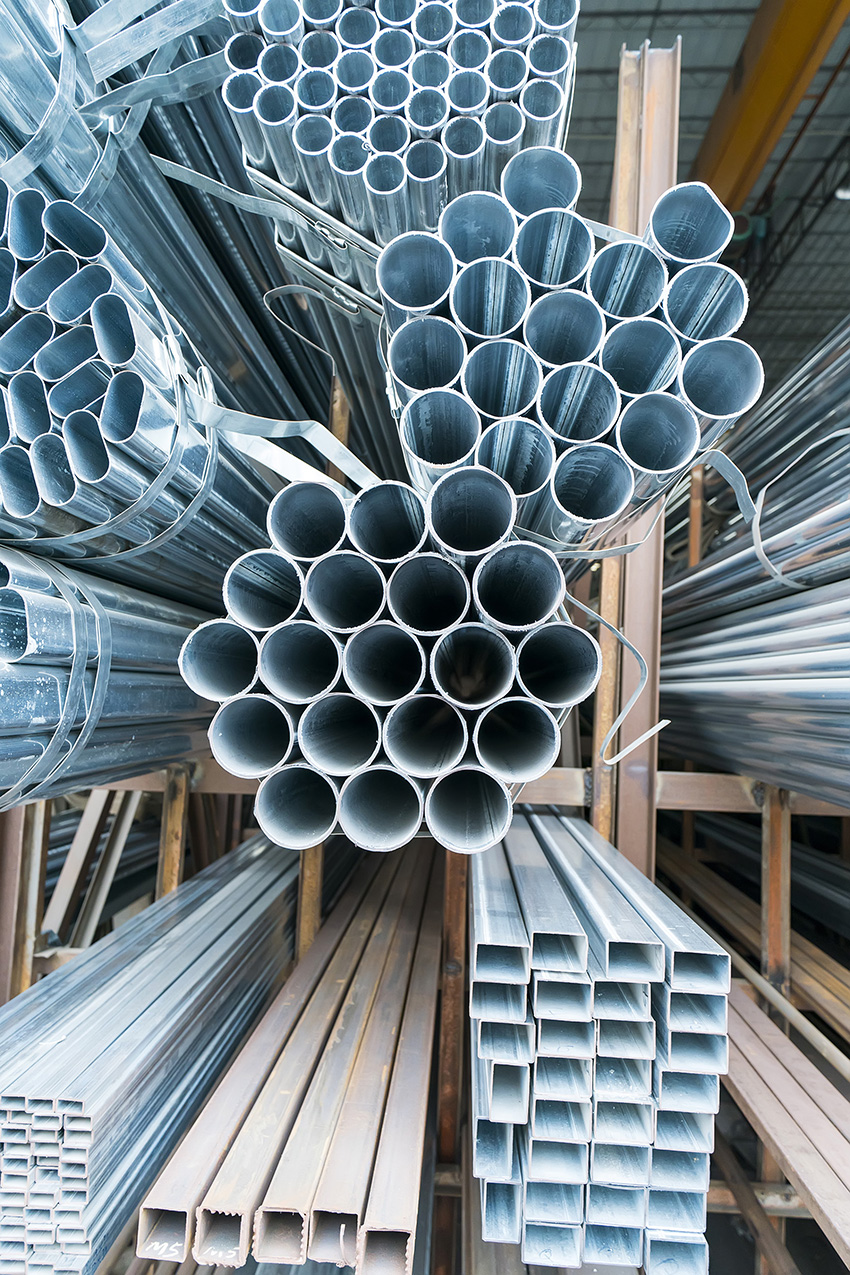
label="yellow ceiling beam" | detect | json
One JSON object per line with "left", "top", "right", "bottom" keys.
{"left": 690, "top": 0, "right": 850, "bottom": 209}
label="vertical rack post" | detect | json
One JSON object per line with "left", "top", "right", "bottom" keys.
{"left": 296, "top": 843, "right": 325, "bottom": 960}
{"left": 156, "top": 764, "right": 191, "bottom": 899}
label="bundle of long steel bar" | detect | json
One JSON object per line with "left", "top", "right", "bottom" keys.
{"left": 467, "top": 811, "right": 728, "bottom": 1271}
{"left": 376, "top": 167, "right": 763, "bottom": 561}
{"left": 179, "top": 473, "right": 605, "bottom": 852}
{"left": 0, "top": 1, "right": 330, "bottom": 424}
{"left": 660, "top": 576, "right": 850, "bottom": 806}
{"left": 0, "top": 833, "right": 312, "bottom": 1275}
{"left": 43, "top": 806, "right": 161, "bottom": 922}
{"left": 0, "top": 189, "right": 281, "bottom": 610}
{"left": 137, "top": 843, "right": 442, "bottom": 1275}
{"left": 689, "top": 812, "right": 850, "bottom": 941}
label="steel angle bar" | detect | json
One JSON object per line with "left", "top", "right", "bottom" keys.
{"left": 583, "top": 1222, "right": 643, "bottom": 1268}
{"left": 593, "top": 1098, "right": 655, "bottom": 1147}
{"left": 597, "top": 1018, "right": 656, "bottom": 1061}
{"left": 644, "top": 1229, "right": 708, "bottom": 1275}
{"left": 530, "top": 1098, "right": 591, "bottom": 1144}
{"left": 136, "top": 854, "right": 383, "bottom": 1262}
{"left": 536, "top": 1018, "right": 595, "bottom": 1060}
{"left": 532, "top": 970, "right": 592, "bottom": 1022}
{"left": 647, "top": 1188, "right": 707, "bottom": 1233}
{"left": 483, "top": 1060, "right": 529, "bottom": 1124}
{"left": 653, "top": 1110, "right": 714, "bottom": 1155}
{"left": 479, "top": 1176, "right": 521, "bottom": 1246}
{"left": 590, "top": 1141, "right": 651, "bottom": 1189}
{"left": 527, "top": 815, "right": 664, "bottom": 981}
{"left": 594, "top": 1057, "right": 652, "bottom": 1101}
{"left": 559, "top": 817, "right": 729, "bottom": 993}
{"left": 533, "top": 1056, "right": 592, "bottom": 1103}
{"left": 469, "top": 842, "right": 530, "bottom": 985}
{"left": 253, "top": 851, "right": 431, "bottom": 1266}
{"left": 520, "top": 1127, "right": 588, "bottom": 1186}
{"left": 469, "top": 980, "right": 527, "bottom": 1025}
{"left": 190, "top": 853, "right": 405, "bottom": 1266}
{"left": 476, "top": 1017, "right": 534, "bottom": 1065}
{"left": 307, "top": 855, "right": 438, "bottom": 1267}
{"left": 650, "top": 1150, "right": 710, "bottom": 1193}
{"left": 502, "top": 820, "right": 587, "bottom": 973}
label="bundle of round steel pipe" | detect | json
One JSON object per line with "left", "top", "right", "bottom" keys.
{"left": 179, "top": 477, "right": 602, "bottom": 854}
{"left": 0, "top": 546, "right": 221, "bottom": 801}
{"left": 138, "top": 845, "right": 442, "bottom": 1275}
{"left": 0, "top": 3, "right": 324, "bottom": 424}
{"left": 0, "top": 834, "right": 305, "bottom": 1275}
{"left": 0, "top": 192, "right": 277, "bottom": 610}
{"left": 376, "top": 171, "right": 760, "bottom": 559}
{"left": 221, "top": 0, "right": 577, "bottom": 250}
{"left": 466, "top": 811, "right": 726, "bottom": 1268}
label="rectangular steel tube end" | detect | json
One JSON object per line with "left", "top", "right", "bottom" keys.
{"left": 252, "top": 1205, "right": 305, "bottom": 1264}
{"left": 645, "top": 1230, "right": 708, "bottom": 1275}
{"left": 136, "top": 1206, "right": 190, "bottom": 1264}
{"left": 192, "top": 1208, "right": 249, "bottom": 1268}
{"left": 309, "top": 1209, "right": 358, "bottom": 1266}
{"left": 583, "top": 1222, "right": 644, "bottom": 1268}
{"left": 521, "top": 1221, "right": 582, "bottom": 1267}
{"left": 670, "top": 949, "right": 731, "bottom": 996}
{"left": 473, "top": 942, "right": 530, "bottom": 985}
{"left": 531, "top": 931, "right": 587, "bottom": 973}
{"left": 357, "top": 1228, "right": 411, "bottom": 1275}
{"left": 607, "top": 939, "right": 665, "bottom": 982}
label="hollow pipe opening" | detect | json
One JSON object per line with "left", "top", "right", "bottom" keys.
{"left": 516, "top": 622, "right": 602, "bottom": 706}
{"left": 258, "top": 620, "right": 341, "bottom": 702}
{"left": 537, "top": 362, "right": 620, "bottom": 444}
{"left": 473, "top": 697, "right": 561, "bottom": 782}
{"left": 299, "top": 692, "right": 381, "bottom": 773}
{"left": 387, "top": 551, "right": 471, "bottom": 634}
{"left": 267, "top": 481, "right": 347, "bottom": 559}
{"left": 339, "top": 766, "right": 423, "bottom": 851}
{"left": 473, "top": 541, "right": 565, "bottom": 631}
{"left": 343, "top": 622, "right": 426, "bottom": 704}
{"left": 427, "top": 466, "right": 516, "bottom": 557}
{"left": 462, "top": 339, "right": 541, "bottom": 420}
{"left": 348, "top": 481, "right": 427, "bottom": 561}
{"left": 304, "top": 551, "right": 386, "bottom": 632}
{"left": 425, "top": 766, "right": 512, "bottom": 853}
{"left": 384, "top": 695, "right": 467, "bottom": 777}
{"left": 430, "top": 622, "right": 515, "bottom": 707}
{"left": 256, "top": 765, "right": 338, "bottom": 848}
{"left": 209, "top": 694, "right": 294, "bottom": 778}
{"left": 179, "top": 620, "right": 259, "bottom": 701}
{"left": 438, "top": 191, "right": 516, "bottom": 264}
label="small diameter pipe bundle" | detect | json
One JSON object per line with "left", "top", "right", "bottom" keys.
{"left": 0, "top": 834, "right": 300, "bottom": 1275}
{"left": 660, "top": 577, "right": 850, "bottom": 808}
{"left": 221, "top": 0, "right": 577, "bottom": 252}
{"left": 180, "top": 477, "right": 603, "bottom": 854}
{"left": 0, "top": 189, "right": 275, "bottom": 611}
{"left": 138, "top": 845, "right": 442, "bottom": 1275}
{"left": 468, "top": 812, "right": 728, "bottom": 1272}
{"left": 377, "top": 165, "right": 764, "bottom": 562}
{"left": 0, "top": 547, "right": 217, "bottom": 803}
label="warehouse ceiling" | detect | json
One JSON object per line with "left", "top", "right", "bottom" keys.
{"left": 570, "top": 0, "right": 850, "bottom": 391}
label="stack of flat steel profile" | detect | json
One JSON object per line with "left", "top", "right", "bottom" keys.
{"left": 468, "top": 812, "right": 729, "bottom": 1273}
{"left": 138, "top": 844, "right": 442, "bottom": 1275}
{"left": 0, "top": 834, "right": 312, "bottom": 1275}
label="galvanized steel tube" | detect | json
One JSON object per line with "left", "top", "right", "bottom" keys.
{"left": 462, "top": 339, "right": 542, "bottom": 422}
{"left": 387, "top": 550, "right": 471, "bottom": 634}
{"left": 256, "top": 764, "right": 339, "bottom": 848}
{"left": 438, "top": 190, "right": 516, "bottom": 264}
{"left": 427, "top": 466, "right": 516, "bottom": 563}
{"left": 258, "top": 619, "right": 342, "bottom": 701}
{"left": 209, "top": 694, "right": 296, "bottom": 778}
{"left": 383, "top": 694, "right": 468, "bottom": 776}
{"left": 425, "top": 766, "right": 512, "bottom": 853}
{"left": 388, "top": 315, "right": 466, "bottom": 403}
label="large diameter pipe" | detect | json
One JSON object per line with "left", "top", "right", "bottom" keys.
{"left": 258, "top": 620, "right": 342, "bottom": 702}
{"left": 536, "top": 361, "right": 621, "bottom": 447}
{"left": 490, "top": 2, "right": 534, "bottom": 50}
{"left": 377, "top": 231, "right": 455, "bottom": 332}
{"left": 387, "top": 316, "right": 466, "bottom": 404}
{"left": 425, "top": 766, "right": 512, "bottom": 854}
{"left": 457, "top": 0, "right": 496, "bottom": 30}
{"left": 179, "top": 620, "right": 260, "bottom": 702}
{"left": 376, "top": 0, "right": 417, "bottom": 28}
{"left": 473, "top": 697, "right": 561, "bottom": 783}
{"left": 512, "top": 208, "right": 593, "bottom": 296}
{"left": 516, "top": 622, "right": 602, "bottom": 707}
{"left": 438, "top": 191, "right": 516, "bottom": 265}
{"left": 267, "top": 481, "right": 347, "bottom": 561}
{"left": 342, "top": 621, "right": 426, "bottom": 704}
{"left": 332, "top": 93, "right": 374, "bottom": 134}
{"left": 615, "top": 394, "right": 700, "bottom": 503}
{"left": 663, "top": 261, "right": 749, "bottom": 348}
{"left": 259, "top": 0, "right": 304, "bottom": 42}
{"left": 472, "top": 540, "right": 565, "bottom": 634}
{"left": 304, "top": 551, "right": 386, "bottom": 632}
{"left": 529, "top": 442, "right": 635, "bottom": 547}
{"left": 399, "top": 388, "right": 481, "bottom": 489}
{"left": 413, "top": 2, "right": 456, "bottom": 49}
{"left": 209, "top": 694, "right": 296, "bottom": 779}
{"left": 449, "top": 29, "right": 491, "bottom": 71}
{"left": 256, "top": 764, "right": 339, "bottom": 849}
{"left": 338, "top": 765, "right": 423, "bottom": 851}
{"left": 524, "top": 291, "right": 606, "bottom": 370}
{"left": 600, "top": 317, "right": 682, "bottom": 399}
{"left": 646, "top": 181, "right": 735, "bottom": 269}
{"left": 223, "top": 550, "right": 304, "bottom": 631}
{"left": 372, "top": 25, "right": 415, "bottom": 69}
{"left": 430, "top": 622, "right": 516, "bottom": 708}
{"left": 295, "top": 68, "right": 337, "bottom": 114}
{"left": 383, "top": 694, "right": 467, "bottom": 777}
{"left": 450, "top": 256, "right": 530, "bottom": 343}
{"left": 475, "top": 417, "right": 555, "bottom": 524}
{"left": 347, "top": 480, "right": 427, "bottom": 563}
{"left": 298, "top": 692, "right": 382, "bottom": 774}
{"left": 336, "top": 6, "right": 379, "bottom": 48}
{"left": 410, "top": 48, "right": 452, "bottom": 88}
{"left": 226, "top": 30, "right": 265, "bottom": 71}
{"left": 427, "top": 466, "right": 516, "bottom": 565}
{"left": 588, "top": 240, "right": 668, "bottom": 323}
{"left": 501, "top": 146, "right": 580, "bottom": 220}
{"left": 461, "top": 339, "right": 542, "bottom": 422}
{"left": 387, "top": 551, "right": 471, "bottom": 635}
{"left": 678, "top": 337, "right": 765, "bottom": 447}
